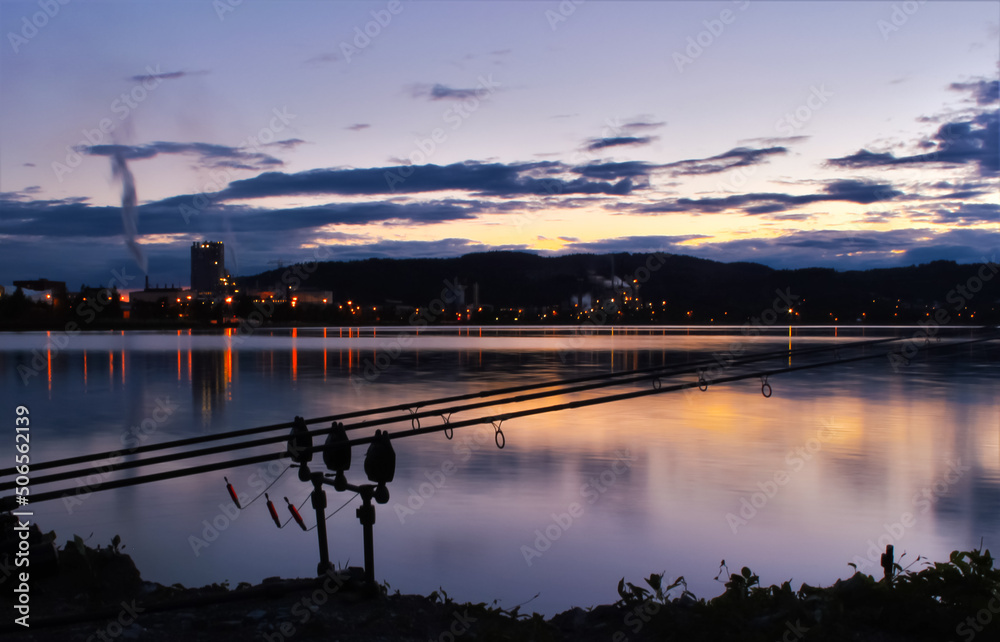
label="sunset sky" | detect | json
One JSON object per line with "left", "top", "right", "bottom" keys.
{"left": 0, "top": 0, "right": 997, "bottom": 289}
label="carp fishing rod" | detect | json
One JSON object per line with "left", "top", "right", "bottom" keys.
{"left": 3, "top": 331, "right": 997, "bottom": 511}
{"left": 0, "top": 335, "right": 917, "bottom": 490}
{"left": 0, "top": 334, "right": 911, "bottom": 482}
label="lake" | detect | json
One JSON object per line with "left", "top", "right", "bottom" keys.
{"left": 1, "top": 326, "right": 997, "bottom": 616}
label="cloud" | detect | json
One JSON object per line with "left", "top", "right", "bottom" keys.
{"left": 829, "top": 79, "right": 999, "bottom": 176}
{"left": 739, "top": 135, "right": 810, "bottom": 147}
{"left": 81, "top": 141, "right": 284, "bottom": 171}
{"left": 662, "top": 146, "right": 787, "bottom": 176}
{"left": 577, "top": 117, "right": 664, "bottom": 153}
{"left": 82, "top": 144, "right": 158, "bottom": 161}
{"left": 932, "top": 190, "right": 988, "bottom": 200}
{"left": 557, "top": 234, "right": 709, "bottom": 254}
{"left": 822, "top": 179, "right": 900, "bottom": 202}
{"left": 928, "top": 202, "right": 1000, "bottom": 225}
{"left": 257, "top": 201, "right": 480, "bottom": 228}
{"left": 634, "top": 179, "right": 902, "bottom": 215}
{"left": 0, "top": 236, "right": 163, "bottom": 290}
{"left": 620, "top": 117, "right": 666, "bottom": 133}
{"left": 584, "top": 136, "right": 657, "bottom": 151}
{"left": 217, "top": 161, "right": 639, "bottom": 200}
{"left": 345, "top": 123, "right": 371, "bottom": 131}
{"left": 304, "top": 52, "right": 338, "bottom": 65}
{"left": 265, "top": 138, "right": 307, "bottom": 150}
{"left": 558, "top": 228, "right": 999, "bottom": 271}
{"left": 743, "top": 204, "right": 793, "bottom": 215}
{"left": 4, "top": 189, "right": 996, "bottom": 288}
{"left": 0, "top": 185, "right": 42, "bottom": 200}
{"left": 407, "top": 83, "right": 489, "bottom": 101}
{"left": 317, "top": 238, "right": 529, "bottom": 261}
{"left": 126, "top": 69, "right": 209, "bottom": 83}
{"left": 574, "top": 161, "right": 654, "bottom": 180}
{"left": 949, "top": 79, "right": 1000, "bottom": 106}
{"left": 928, "top": 180, "right": 986, "bottom": 190}
{"left": 828, "top": 111, "right": 999, "bottom": 176}
{"left": 0, "top": 193, "right": 485, "bottom": 243}
{"left": 0, "top": 196, "right": 131, "bottom": 239}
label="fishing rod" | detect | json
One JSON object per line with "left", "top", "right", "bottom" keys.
{"left": 4, "top": 332, "right": 996, "bottom": 511}
{"left": 0, "top": 336, "right": 914, "bottom": 490}
{"left": 0, "top": 334, "right": 909, "bottom": 480}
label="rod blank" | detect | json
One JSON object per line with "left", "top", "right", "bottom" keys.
{"left": 0, "top": 335, "right": 906, "bottom": 481}
{"left": 3, "top": 332, "right": 995, "bottom": 511}
{"left": 0, "top": 337, "right": 907, "bottom": 490}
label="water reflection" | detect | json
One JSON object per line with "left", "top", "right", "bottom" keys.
{"left": 0, "top": 328, "right": 996, "bottom": 616}
{"left": 191, "top": 351, "right": 230, "bottom": 429}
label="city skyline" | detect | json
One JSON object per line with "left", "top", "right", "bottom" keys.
{"left": 0, "top": 0, "right": 998, "bottom": 289}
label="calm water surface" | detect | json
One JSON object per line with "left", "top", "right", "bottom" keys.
{"left": 1, "top": 326, "right": 997, "bottom": 616}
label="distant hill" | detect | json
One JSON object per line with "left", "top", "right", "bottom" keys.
{"left": 236, "top": 252, "right": 1000, "bottom": 325}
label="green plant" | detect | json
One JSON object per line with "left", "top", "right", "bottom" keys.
{"left": 616, "top": 572, "right": 691, "bottom": 606}
{"left": 712, "top": 560, "right": 764, "bottom": 601}
{"left": 893, "top": 548, "right": 999, "bottom": 610}
{"left": 428, "top": 587, "right": 453, "bottom": 605}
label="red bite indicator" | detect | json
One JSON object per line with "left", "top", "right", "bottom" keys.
{"left": 224, "top": 476, "right": 242, "bottom": 509}
{"left": 266, "top": 493, "right": 282, "bottom": 528}
{"left": 285, "top": 496, "right": 307, "bottom": 531}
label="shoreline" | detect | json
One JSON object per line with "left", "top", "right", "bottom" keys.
{"left": 0, "top": 321, "right": 994, "bottom": 332}
{"left": 3, "top": 521, "right": 998, "bottom": 641}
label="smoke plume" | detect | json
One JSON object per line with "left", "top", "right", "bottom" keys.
{"left": 111, "top": 149, "right": 148, "bottom": 274}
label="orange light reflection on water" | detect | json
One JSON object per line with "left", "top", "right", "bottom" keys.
{"left": 8, "top": 330, "right": 997, "bottom": 618}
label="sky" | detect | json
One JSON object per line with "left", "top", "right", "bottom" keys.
{"left": 0, "top": 0, "right": 998, "bottom": 290}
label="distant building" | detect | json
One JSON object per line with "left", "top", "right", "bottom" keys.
{"left": 290, "top": 290, "right": 332, "bottom": 306}
{"left": 129, "top": 279, "right": 192, "bottom": 320}
{"left": 13, "top": 279, "right": 67, "bottom": 308}
{"left": 191, "top": 241, "right": 229, "bottom": 293}
{"left": 130, "top": 285, "right": 188, "bottom": 305}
